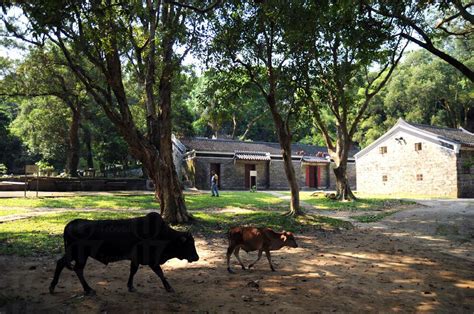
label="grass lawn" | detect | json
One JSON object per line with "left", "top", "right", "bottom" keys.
{"left": 0, "top": 211, "right": 144, "bottom": 256}
{"left": 291, "top": 191, "right": 412, "bottom": 211}
{"left": 0, "top": 192, "right": 285, "bottom": 211}
{"left": 0, "top": 210, "right": 351, "bottom": 256}
{"left": 0, "top": 208, "right": 30, "bottom": 217}
{"left": 185, "top": 191, "right": 285, "bottom": 210}
{"left": 189, "top": 211, "right": 352, "bottom": 235}
{"left": 0, "top": 195, "right": 160, "bottom": 210}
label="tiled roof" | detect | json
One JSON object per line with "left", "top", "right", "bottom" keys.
{"left": 301, "top": 156, "right": 330, "bottom": 163}
{"left": 407, "top": 122, "right": 474, "bottom": 146}
{"left": 179, "top": 137, "right": 331, "bottom": 156}
{"left": 234, "top": 151, "right": 271, "bottom": 161}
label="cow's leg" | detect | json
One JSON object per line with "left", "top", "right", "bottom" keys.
{"left": 226, "top": 245, "right": 236, "bottom": 274}
{"left": 127, "top": 262, "right": 139, "bottom": 292}
{"left": 73, "top": 259, "right": 95, "bottom": 295}
{"left": 233, "top": 247, "right": 246, "bottom": 270}
{"left": 264, "top": 250, "right": 276, "bottom": 271}
{"left": 248, "top": 249, "right": 263, "bottom": 269}
{"left": 151, "top": 265, "right": 174, "bottom": 292}
{"left": 49, "top": 256, "right": 67, "bottom": 294}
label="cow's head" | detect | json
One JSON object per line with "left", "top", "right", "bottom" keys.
{"left": 177, "top": 232, "right": 199, "bottom": 263}
{"left": 281, "top": 231, "right": 298, "bottom": 248}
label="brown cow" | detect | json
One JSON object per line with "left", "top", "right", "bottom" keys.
{"left": 226, "top": 227, "right": 298, "bottom": 273}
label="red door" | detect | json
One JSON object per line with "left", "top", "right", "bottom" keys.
{"left": 306, "top": 166, "right": 319, "bottom": 188}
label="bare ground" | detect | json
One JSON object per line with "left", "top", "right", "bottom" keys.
{"left": 1, "top": 226, "right": 473, "bottom": 313}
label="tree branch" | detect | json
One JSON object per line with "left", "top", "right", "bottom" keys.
{"left": 164, "top": 0, "right": 222, "bottom": 14}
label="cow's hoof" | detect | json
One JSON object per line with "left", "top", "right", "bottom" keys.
{"left": 49, "top": 286, "right": 55, "bottom": 295}
{"left": 241, "top": 266, "right": 246, "bottom": 270}
{"left": 85, "top": 289, "right": 96, "bottom": 296}
{"left": 165, "top": 287, "right": 175, "bottom": 293}
{"left": 128, "top": 287, "right": 137, "bottom": 292}
{"left": 271, "top": 268, "right": 276, "bottom": 272}
{"left": 227, "top": 268, "right": 236, "bottom": 274}
{"left": 248, "top": 264, "right": 254, "bottom": 269}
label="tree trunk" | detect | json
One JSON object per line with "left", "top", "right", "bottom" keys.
{"left": 66, "top": 108, "right": 80, "bottom": 177}
{"left": 82, "top": 125, "right": 94, "bottom": 169}
{"left": 332, "top": 155, "right": 356, "bottom": 201}
{"left": 155, "top": 27, "right": 190, "bottom": 223}
{"left": 280, "top": 135, "right": 302, "bottom": 215}
{"left": 267, "top": 94, "right": 302, "bottom": 215}
{"left": 333, "top": 166, "right": 355, "bottom": 201}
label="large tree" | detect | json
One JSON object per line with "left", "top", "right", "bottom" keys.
{"left": 291, "top": 1, "right": 406, "bottom": 200}
{"left": 207, "top": 1, "right": 304, "bottom": 215}
{"left": 2, "top": 1, "right": 219, "bottom": 222}
{"left": 189, "top": 69, "right": 269, "bottom": 140}
{"left": 365, "top": 0, "right": 474, "bottom": 82}
{"left": 1, "top": 47, "right": 89, "bottom": 176}
{"left": 356, "top": 49, "right": 473, "bottom": 147}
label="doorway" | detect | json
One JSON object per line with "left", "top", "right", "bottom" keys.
{"left": 305, "top": 165, "right": 319, "bottom": 188}
{"left": 210, "top": 163, "right": 221, "bottom": 188}
{"left": 244, "top": 164, "right": 256, "bottom": 189}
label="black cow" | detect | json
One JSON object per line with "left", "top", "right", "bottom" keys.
{"left": 49, "top": 212, "right": 199, "bottom": 295}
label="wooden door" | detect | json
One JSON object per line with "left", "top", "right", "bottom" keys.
{"left": 305, "top": 166, "right": 319, "bottom": 188}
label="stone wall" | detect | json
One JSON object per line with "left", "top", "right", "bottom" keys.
{"left": 457, "top": 149, "right": 474, "bottom": 198}
{"left": 191, "top": 156, "right": 357, "bottom": 191}
{"left": 327, "top": 162, "right": 357, "bottom": 190}
{"left": 193, "top": 157, "right": 269, "bottom": 190}
{"left": 268, "top": 159, "right": 304, "bottom": 189}
{"left": 356, "top": 130, "right": 458, "bottom": 197}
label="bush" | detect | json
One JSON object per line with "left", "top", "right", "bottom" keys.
{"left": 0, "top": 163, "right": 7, "bottom": 175}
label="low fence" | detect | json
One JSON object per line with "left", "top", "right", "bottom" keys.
{"left": 0, "top": 177, "right": 150, "bottom": 192}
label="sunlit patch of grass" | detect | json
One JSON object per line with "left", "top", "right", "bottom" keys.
{"left": 185, "top": 191, "right": 286, "bottom": 210}
{"left": 0, "top": 211, "right": 144, "bottom": 256}
{"left": 0, "top": 208, "right": 30, "bottom": 217}
{"left": 283, "top": 191, "right": 413, "bottom": 211}
{"left": 0, "top": 195, "right": 160, "bottom": 210}
{"left": 0, "top": 192, "right": 286, "bottom": 211}
{"left": 0, "top": 209, "right": 351, "bottom": 256}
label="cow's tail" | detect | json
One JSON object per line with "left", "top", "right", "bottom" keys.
{"left": 63, "top": 235, "right": 73, "bottom": 270}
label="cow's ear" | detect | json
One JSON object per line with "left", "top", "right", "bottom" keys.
{"left": 280, "top": 234, "right": 287, "bottom": 241}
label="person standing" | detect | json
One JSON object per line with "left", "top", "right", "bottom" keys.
{"left": 211, "top": 171, "right": 219, "bottom": 197}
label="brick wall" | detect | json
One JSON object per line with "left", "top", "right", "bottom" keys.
{"left": 356, "top": 130, "right": 458, "bottom": 197}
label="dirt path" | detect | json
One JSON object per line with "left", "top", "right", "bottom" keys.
{"left": 1, "top": 197, "right": 473, "bottom": 312}
{"left": 1, "top": 227, "right": 473, "bottom": 313}
{"left": 365, "top": 199, "right": 474, "bottom": 262}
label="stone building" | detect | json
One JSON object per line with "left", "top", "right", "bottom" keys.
{"left": 355, "top": 119, "right": 474, "bottom": 198}
{"left": 176, "top": 137, "right": 357, "bottom": 191}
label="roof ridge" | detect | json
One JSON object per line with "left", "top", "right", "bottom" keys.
{"left": 180, "top": 137, "right": 327, "bottom": 148}
{"left": 407, "top": 121, "right": 462, "bottom": 132}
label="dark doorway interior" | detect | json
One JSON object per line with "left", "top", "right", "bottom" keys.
{"left": 244, "top": 164, "right": 256, "bottom": 189}
{"left": 210, "top": 163, "right": 221, "bottom": 188}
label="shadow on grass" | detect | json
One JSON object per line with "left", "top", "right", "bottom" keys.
{"left": 185, "top": 211, "right": 353, "bottom": 236}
